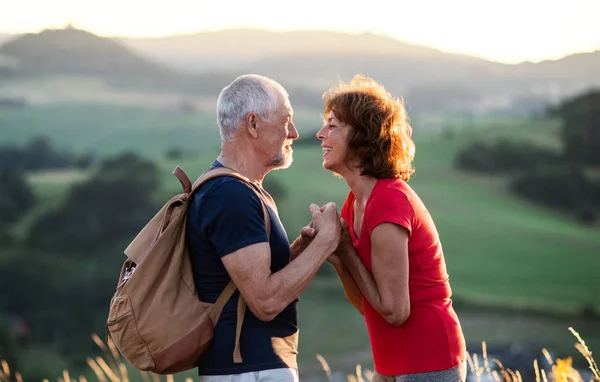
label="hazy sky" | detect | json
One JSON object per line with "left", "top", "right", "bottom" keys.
{"left": 2, "top": 0, "right": 599, "bottom": 64}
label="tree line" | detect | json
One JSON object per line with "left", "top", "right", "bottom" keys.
{"left": 455, "top": 90, "right": 600, "bottom": 223}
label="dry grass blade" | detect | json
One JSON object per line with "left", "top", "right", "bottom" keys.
{"left": 482, "top": 341, "right": 492, "bottom": 375}
{"left": 570, "top": 327, "right": 600, "bottom": 381}
{"left": 63, "top": 370, "right": 71, "bottom": 382}
{"left": 473, "top": 353, "right": 483, "bottom": 379}
{"left": 15, "top": 372, "right": 22, "bottom": 382}
{"left": 141, "top": 371, "right": 150, "bottom": 382}
{"left": 1, "top": 361, "right": 9, "bottom": 378}
{"left": 185, "top": 378, "right": 193, "bottom": 382}
{"left": 515, "top": 370, "right": 523, "bottom": 382}
{"left": 347, "top": 376, "right": 358, "bottom": 382}
{"left": 92, "top": 335, "right": 121, "bottom": 379}
{"left": 355, "top": 364, "right": 364, "bottom": 382}
{"left": 534, "top": 358, "right": 541, "bottom": 382}
{"left": 86, "top": 358, "right": 107, "bottom": 382}
{"left": 541, "top": 369, "right": 548, "bottom": 382}
{"left": 151, "top": 372, "right": 160, "bottom": 382}
{"left": 166, "top": 375, "right": 174, "bottom": 382}
{"left": 107, "top": 337, "right": 120, "bottom": 361}
{"left": 363, "top": 369, "right": 374, "bottom": 381}
{"left": 466, "top": 352, "right": 476, "bottom": 376}
{"left": 118, "top": 363, "right": 129, "bottom": 382}
{"left": 96, "top": 357, "right": 119, "bottom": 382}
{"left": 79, "top": 376, "right": 88, "bottom": 382}
{"left": 542, "top": 348, "right": 554, "bottom": 366}
{"left": 491, "top": 370, "right": 501, "bottom": 381}
{"left": 316, "top": 354, "right": 333, "bottom": 382}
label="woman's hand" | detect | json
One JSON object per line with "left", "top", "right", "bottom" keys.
{"left": 290, "top": 222, "right": 316, "bottom": 260}
{"left": 327, "top": 252, "right": 342, "bottom": 267}
{"left": 334, "top": 217, "right": 354, "bottom": 257}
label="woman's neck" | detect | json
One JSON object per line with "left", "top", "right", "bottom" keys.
{"left": 343, "top": 170, "right": 378, "bottom": 204}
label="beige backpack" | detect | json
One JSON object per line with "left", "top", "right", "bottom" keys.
{"left": 107, "top": 166, "right": 270, "bottom": 374}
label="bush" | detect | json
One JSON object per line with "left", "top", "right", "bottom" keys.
{"left": 510, "top": 167, "right": 597, "bottom": 223}
{"left": 455, "top": 139, "right": 560, "bottom": 174}
{"left": 27, "top": 152, "right": 159, "bottom": 253}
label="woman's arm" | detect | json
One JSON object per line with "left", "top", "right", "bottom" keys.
{"left": 329, "top": 254, "right": 364, "bottom": 315}
{"left": 339, "top": 222, "right": 410, "bottom": 326}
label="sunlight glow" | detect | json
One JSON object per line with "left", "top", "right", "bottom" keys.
{"left": 2, "top": 0, "right": 599, "bottom": 64}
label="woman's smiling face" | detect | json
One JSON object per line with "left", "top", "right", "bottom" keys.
{"left": 316, "top": 110, "right": 353, "bottom": 175}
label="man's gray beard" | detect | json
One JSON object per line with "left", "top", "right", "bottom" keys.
{"left": 268, "top": 151, "right": 293, "bottom": 169}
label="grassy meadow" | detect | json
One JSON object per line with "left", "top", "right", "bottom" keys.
{"left": 2, "top": 103, "right": 600, "bottom": 379}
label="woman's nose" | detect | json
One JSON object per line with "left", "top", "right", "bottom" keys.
{"left": 316, "top": 126, "right": 326, "bottom": 140}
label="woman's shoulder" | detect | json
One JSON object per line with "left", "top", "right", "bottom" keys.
{"left": 373, "top": 177, "right": 415, "bottom": 199}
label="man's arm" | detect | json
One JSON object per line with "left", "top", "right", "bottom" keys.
{"left": 339, "top": 223, "right": 410, "bottom": 326}
{"left": 222, "top": 203, "right": 340, "bottom": 321}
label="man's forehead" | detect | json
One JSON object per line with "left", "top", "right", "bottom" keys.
{"left": 282, "top": 101, "right": 293, "bottom": 115}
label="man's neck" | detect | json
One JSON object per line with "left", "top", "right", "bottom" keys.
{"left": 217, "top": 143, "right": 269, "bottom": 184}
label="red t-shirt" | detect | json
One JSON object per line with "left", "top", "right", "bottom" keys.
{"left": 341, "top": 177, "right": 466, "bottom": 376}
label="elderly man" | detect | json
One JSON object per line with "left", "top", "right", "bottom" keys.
{"left": 186, "top": 74, "right": 340, "bottom": 382}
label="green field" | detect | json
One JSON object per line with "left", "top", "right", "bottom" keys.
{"left": 4, "top": 103, "right": 600, "bottom": 374}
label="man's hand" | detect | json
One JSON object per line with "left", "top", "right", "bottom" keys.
{"left": 309, "top": 202, "right": 341, "bottom": 253}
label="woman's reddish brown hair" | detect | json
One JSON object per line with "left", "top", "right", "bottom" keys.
{"left": 323, "top": 75, "right": 415, "bottom": 181}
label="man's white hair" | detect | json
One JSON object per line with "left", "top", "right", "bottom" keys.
{"left": 217, "top": 74, "right": 288, "bottom": 142}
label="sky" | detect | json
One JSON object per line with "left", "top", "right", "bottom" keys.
{"left": 1, "top": 0, "right": 599, "bottom": 64}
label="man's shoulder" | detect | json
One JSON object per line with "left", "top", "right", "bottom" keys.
{"left": 194, "top": 175, "right": 257, "bottom": 201}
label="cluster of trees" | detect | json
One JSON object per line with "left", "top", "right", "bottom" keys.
{"left": 0, "top": 146, "right": 161, "bottom": 378}
{"left": 456, "top": 90, "right": 600, "bottom": 223}
{"left": 0, "top": 136, "right": 94, "bottom": 241}
{"left": 0, "top": 136, "right": 93, "bottom": 171}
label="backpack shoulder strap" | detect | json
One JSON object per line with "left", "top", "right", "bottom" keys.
{"left": 189, "top": 166, "right": 271, "bottom": 364}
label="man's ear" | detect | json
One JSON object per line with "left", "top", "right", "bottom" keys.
{"left": 245, "top": 113, "right": 259, "bottom": 138}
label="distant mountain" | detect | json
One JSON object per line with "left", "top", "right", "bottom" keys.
{"left": 3, "top": 27, "right": 599, "bottom": 115}
{"left": 118, "top": 29, "right": 498, "bottom": 71}
{"left": 118, "top": 29, "right": 600, "bottom": 113}
{"left": 0, "top": 33, "right": 13, "bottom": 45}
{"left": 511, "top": 50, "right": 600, "bottom": 90}
{"left": 0, "top": 28, "right": 233, "bottom": 94}
{"left": 1, "top": 28, "right": 174, "bottom": 77}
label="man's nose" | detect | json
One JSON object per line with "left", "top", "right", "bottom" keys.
{"left": 288, "top": 121, "right": 299, "bottom": 140}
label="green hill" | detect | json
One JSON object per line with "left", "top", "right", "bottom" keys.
{"left": 0, "top": 27, "right": 232, "bottom": 94}
{"left": 4, "top": 103, "right": 599, "bottom": 372}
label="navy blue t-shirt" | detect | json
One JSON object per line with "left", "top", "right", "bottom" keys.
{"left": 186, "top": 160, "right": 298, "bottom": 375}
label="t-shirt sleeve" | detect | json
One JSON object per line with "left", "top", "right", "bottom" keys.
{"left": 197, "top": 179, "right": 269, "bottom": 258}
{"left": 365, "top": 187, "right": 414, "bottom": 236}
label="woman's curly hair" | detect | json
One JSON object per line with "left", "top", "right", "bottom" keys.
{"left": 323, "top": 75, "right": 415, "bottom": 181}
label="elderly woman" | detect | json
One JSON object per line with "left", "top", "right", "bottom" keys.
{"left": 316, "top": 75, "right": 467, "bottom": 381}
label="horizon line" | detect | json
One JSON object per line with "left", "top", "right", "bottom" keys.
{"left": 1, "top": 25, "right": 599, "bottom": 66}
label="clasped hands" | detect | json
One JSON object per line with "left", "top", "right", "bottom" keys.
{"left": 298, "top": 203, "right": 354, "bottom": 265}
